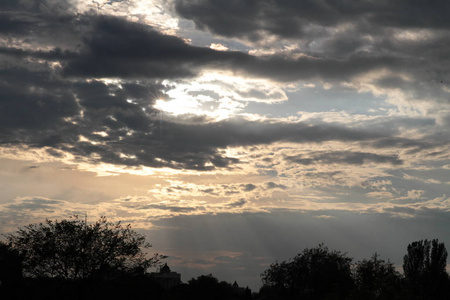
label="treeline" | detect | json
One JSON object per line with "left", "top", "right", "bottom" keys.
{"left": 0, "top": 271, "right": 252, "bottom": 300}
{"left": 1, "top": 217, "right": 449, "bottom": 299}
{"left": 259, "top": 241, "right": 449, "bottom": 300}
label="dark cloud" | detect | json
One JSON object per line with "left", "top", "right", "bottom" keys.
{"left": 241, "top": 184, "right": 257, "bottom": 192}
{"left": 303, "top": 171, "right": 342, "bottom": 179}
{"left": 199, "top": 188, "right": 218, "bottom": 196}
{"left": 64, "top": 15, "right": 384, "bottom": 81}
{"left": 142, "top": 204, "right": 199, "bottom": 213}
{"left": 265, "top": 182, "right": 287, "bottom": 190}
{"left": 0, "top": 66, "right": 432, "bottom": 171}
{"left": 6, "top": 197, "right": 64, "bottom": 211}
{"left": 226, "top": 198, "right": 247, "bottom": 208}
{"left": 0, "top": 67, "right": 79, "bottom": 145}
{"left": 0, "top": 6, "right": 446, "bottom": 171}
{"left": 0, "top": 0, "right": 74, "bottom": 14}
{"left": 286, "top": 151, "right": 403, "bottom": 166}
{"left": 1, "top": 56, "right": 404, "bottom": 171}
{"left": 174, "top": 0, "right": 450, "bottom": 107}
{"left": 0, "top": 13, "right": 402, "bottom": 83}
{"left": 174, "top": 0, "right": 450, "bottom": 41}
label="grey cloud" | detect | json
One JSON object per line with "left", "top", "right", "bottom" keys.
{"left": 226, "top": 198, "right": 247, "bottom": 208}
{"left": 383, "top": 206, "right": 416, "bottom": 216}
{"left": 63, "top": 16, "right": 253, "bottom": 80}
{"left": 0, "top": 65, "right": 430, "bottom": 171}
{"left": 241, "top": 184, "right": 257, "bottom": 192}
{"left": 174, "top": 0, "right": 450, "bottom": 107}
{"left": 0, "top": 14, "right": 399, "bottom": 83}
{"left": 0, "top": 55, "right": 437, "bottom": 171}
{"left": 0, "top": 8, "right": 446, "bottom": 171}
{"left": 199, "top": 188, "right": 218, "bottom": 196}
{"left": 51, "top": 111, "right": 398, "bottom": 170}
{"left": 0, "top": 11, "right": 423, "bottom": 87}
{"left": 142, "top": 204, "right": 199, "bottom": 213}
{"left": 370, "top": 137, "right": 439, "bottom": 154}
{"left": 303, "top": 171, "right": 342, "bottom": 178}
{"left": 6, "top": 197, "right": 64, "bottom": 211}
{"left": 265, "top": 182, "right": 287, "bottom": 190}
{"left": 225, "top": 191, "right": 240, "bottom": 195}
{"left": 174, "top": 0, "right": 450, "bottom": 40}
{"left": 0, "top": 67, "right": 79, "bottom": 144}
{"left": 286, "top": 151, "right": 403, "bottom": 166}
{"left": 0, "top": 0, "right": 74, "bottom": 14}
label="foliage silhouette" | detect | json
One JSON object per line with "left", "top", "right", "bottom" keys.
{"left": 403, "top": 239, "right": 449, "bottom": 299}
{"left": 6, "top": 216, "right": 164, "bottom": 280}
{"left": 0, "top": 241, "right": 22, "bottom": 284}
{"left": 260, "top": 244, "right": 353, "bottom": 300}
{"left": 352, "top": 253, "right": 402, "bottom": 300}
{"left": 179, "top": 274, "right": 251, "bottom": 300}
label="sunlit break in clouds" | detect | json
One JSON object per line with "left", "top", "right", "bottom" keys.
{"left": 0, "top": 0, "right": 449, "bottom": 290}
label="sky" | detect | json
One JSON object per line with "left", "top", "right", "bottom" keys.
{"left": 0, "top": 0, "right": 449, "bottom": 290}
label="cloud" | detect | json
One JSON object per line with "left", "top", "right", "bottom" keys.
{"left": 265, "top": 182, "right": 287, "bottom": 190}
{"left": 59, "top": 15, "right": 401, "bottom": 83}
{"left": 6, "top": 197, "right": 65, "bottom": 211}
{"left": 286, "top": 151, "right": 403, "bottom": 166}
{"left": 241, "top": 184, "right": 257, "bottom": 192}
{"left": 1, "top": 65, "right": 407, "bottom": 171}
{"left": 174, "top": 0, "right": 450, "bottom": 41}
{"left": 0, "top": 0, "right": 74, "bottom": 14}
{"left": 407, "top": 190, "right": 425, "bottom": 200}
{"left": 0, "top": 2, "right": 447, "bottom": 175}
{"left": 173, "top": 0, "right": 450, "bottom": 114}
{"left": 142, "top": 203, "right": 200, "bottom": 213}
{"left": 0, "top": 12, "right": 411, "bottom": 84}
{"left": 226, "top": 198, "right": 247, "bottom": 208}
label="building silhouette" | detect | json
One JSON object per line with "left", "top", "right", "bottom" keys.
{"left": 150, "top": 263, "right": 181, "bottom": 289}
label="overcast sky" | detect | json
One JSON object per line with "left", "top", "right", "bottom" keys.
{"left": 1, "top": 0, "right": 449, "bottom": 290}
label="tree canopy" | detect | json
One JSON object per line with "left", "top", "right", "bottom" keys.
{"left": 6, "top": 216, "right": 163, "bottom": 280}
{"left": 353, "top": 253, "right": 401, "bottom": 300}
{"left": 0, "top": 241, "right": 22, "bottom": 284}
{"left": 261, "top": 244, "right": 353, "bottom": 300}
{"left": 403, "top": 239, "right": 449, "bottom": 299}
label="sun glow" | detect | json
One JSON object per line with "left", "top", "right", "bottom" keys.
{"left": 155, "top": 71, "right": 288, "bottom": 121}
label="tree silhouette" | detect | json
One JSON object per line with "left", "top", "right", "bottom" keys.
{"left": 403, "top": 239, "right": 449, "bottom": 299}
{"left": 169, "top": 274, "right": 250, "bottom": 300}
{"left": 352, "top": 253, "right": 401, "bottom": 300}
{"left": 261, "top": 244, "right": 353, "bottom": 300}
{"left": 6, "top": 216, "right": 164, "bottom": 280}
{"left": 0, "top": 241, "right": 22, "bottom": 284}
